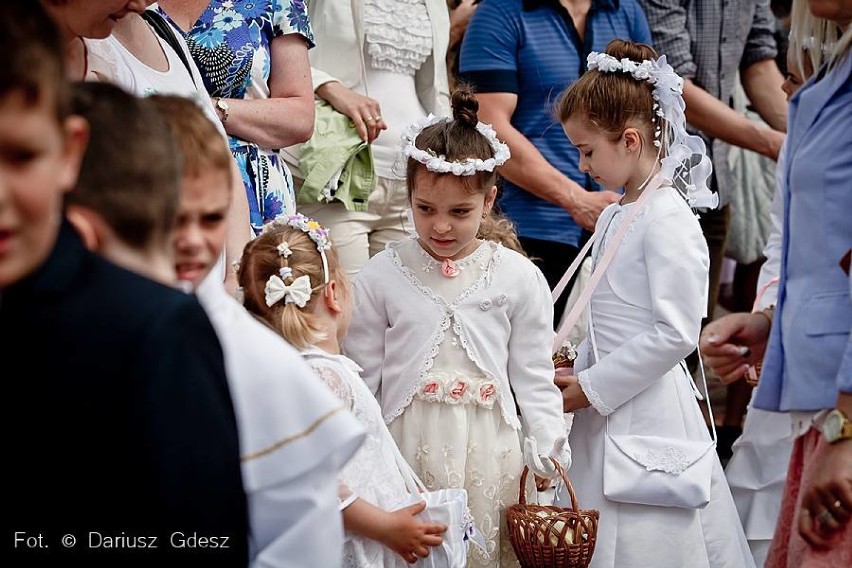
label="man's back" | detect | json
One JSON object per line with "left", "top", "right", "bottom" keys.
{"left": 3, "top": 222, "right": 248, "bottom": 566}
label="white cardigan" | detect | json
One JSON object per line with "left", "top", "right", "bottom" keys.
{"left": 344, "top": 240, "right": 566, "bottom": 456}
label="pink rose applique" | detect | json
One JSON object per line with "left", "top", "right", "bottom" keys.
{"left": 478, "top": 383, "right": 497, "bottom": 408}
{"left": 420, "top": 380, "right": 444, "bottom": 402}
{"left": 447, "top": 379, "right": 469, "bottom": 404}
{"left": 441, "top": 259, "right": 461, "bottom": 278}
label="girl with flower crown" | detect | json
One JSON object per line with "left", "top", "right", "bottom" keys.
{"left": 237, "top": 214, "right": 449, "bottom": 567}
{"left": 344, "top": 86, "right": 570, "bottom": 567}
{"left": 555, "top": 40, "right": 753, "bottom": 567}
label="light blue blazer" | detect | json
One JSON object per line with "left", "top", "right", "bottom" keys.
{"left": 754, "top": 51, "right": 852, "bottom": 413}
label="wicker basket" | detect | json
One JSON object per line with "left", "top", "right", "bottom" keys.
{"left": 506, "top": 461, "right": 599, "bottom": 568}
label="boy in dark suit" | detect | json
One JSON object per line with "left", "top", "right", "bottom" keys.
{"left": 0, "top": 2, "right": 248, "bottom": 565}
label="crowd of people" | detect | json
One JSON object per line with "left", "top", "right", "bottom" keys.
{"left": 1, "top": 0, "right": 849, "bottom": 567}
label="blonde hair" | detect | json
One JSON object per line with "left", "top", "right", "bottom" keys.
{"left": 788, "top": 0, "right": 842, "bottom": 76}
{"left": 478, "top": 211, "right": 527, "bottom": 257}
{"left": 238, "top": 224, "right": 344, "bottom": 349}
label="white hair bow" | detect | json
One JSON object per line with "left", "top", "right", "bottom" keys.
{"left": 265, "top": 274, "right": 312, "bottom": 308}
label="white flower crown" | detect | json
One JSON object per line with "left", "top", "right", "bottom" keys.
{"left": 584, "top": 51, "right": 718, "bottom": 209}
{"left": 401, "top": 114, "right": 511, "bottom": 176}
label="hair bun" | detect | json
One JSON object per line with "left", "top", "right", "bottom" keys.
{"left": 604, "top": 39, "right": 658, "bottom": 64}
{"left": 451, "top": 84, "right": 479, "bottom": 128}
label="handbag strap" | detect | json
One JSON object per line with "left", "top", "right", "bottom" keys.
{"left": 552, "top": 177, "right": 661, "bottom": 353}
{"left": 584, "top": 265, "right": 716, "bottom": 444}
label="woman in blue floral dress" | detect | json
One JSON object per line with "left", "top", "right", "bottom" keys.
{"left": 158, "top": 0, "right": 315, "bottom": 234}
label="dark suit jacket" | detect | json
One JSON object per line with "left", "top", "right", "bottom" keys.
{"left": 2, "top": 222, "right": 248, "bottom": 566}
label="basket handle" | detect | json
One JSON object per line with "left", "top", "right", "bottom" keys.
{"left": 517, "top": 459, "right": 592, "bottom": 535}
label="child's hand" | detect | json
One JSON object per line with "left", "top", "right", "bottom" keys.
{"left": 381, "top": 501, "right": 447, "bottom": 564}
{"left": 554, "top": 373, "right": 591, "bottom": 412}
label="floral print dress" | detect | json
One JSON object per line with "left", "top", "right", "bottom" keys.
{"left": 387, "top": 238, "right": 524, "bottom": 568}
{"left": 161, "top": 0, "right": 314, "bottom": 234}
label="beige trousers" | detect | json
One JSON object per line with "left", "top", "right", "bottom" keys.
{"left": 300, "top": 176, "right": 412, "bottom": 277}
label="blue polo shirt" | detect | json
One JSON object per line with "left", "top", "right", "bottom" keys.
{"left": 460, "top": 0, "right": 651, "bottom": 246}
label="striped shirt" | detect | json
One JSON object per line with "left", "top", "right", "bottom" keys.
{"left": 637, "top": 0, "right": 778, "bottom": 205}
{"left": 460, "top": 0, "right": 651, "bottom": 246}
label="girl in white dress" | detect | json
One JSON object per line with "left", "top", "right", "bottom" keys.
{"left": 237, "top": 215, "right": 447, "bottom": 567}
{"left": 345, "top": 87, "right": 570, "bottom": 567}
{"left": 555, "top": 40, "right": 754, "bottom": 567}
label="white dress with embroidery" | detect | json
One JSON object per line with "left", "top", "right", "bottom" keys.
{"left": 301, "top": 348, "right": 412, "bottom": 568}
{"left": 564, "top": 186, "right": 754, "bottom": 567}
{"left": 386, "top": 239, "right": 523, "bottom": 567}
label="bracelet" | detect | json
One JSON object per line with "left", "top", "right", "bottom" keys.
{"left": 753, "top": 305, "right": 775, "bottom": 328}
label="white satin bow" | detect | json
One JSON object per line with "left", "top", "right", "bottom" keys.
{"left": 265, "top": 274, "right": 312, "bottom": 308}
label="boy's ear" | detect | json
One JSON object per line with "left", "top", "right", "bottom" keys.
{"left": 58, "top": 115, "right": 89, "bottom": 195}
{"left": 65, "top": 205, "right": 101, "bottom": 252}
{"left": 323, "top": 280, "right": 343, "bottom": 314}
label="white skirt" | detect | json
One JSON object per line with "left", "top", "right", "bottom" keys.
{"left": 389, "top": 384, "right": 525, "bottom": 568}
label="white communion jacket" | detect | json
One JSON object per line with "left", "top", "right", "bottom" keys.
{"left": 344, "top": 240, "right": 567, "bottom": 460}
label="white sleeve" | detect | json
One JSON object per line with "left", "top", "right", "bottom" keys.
{"left": 578, "top": 207, "right": 709, "bottom": 415}
{"left": 250, "top": 464, "right": 343, "bottom": 568}
{"left": 508, "top": 264, "right": 568, "bottom": 464}
{"left": 755, "top": 148, "right": 785, "bottom": 310}
{"left": 306, "top": 360, "right": 360, "bottom": 510}
{"left": 342, "top": 266, "right": 388, "bottom": 400}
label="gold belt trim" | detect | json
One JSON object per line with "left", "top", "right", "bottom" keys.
{"left": 241, "top": 405, "right": 345, "bottom": 462}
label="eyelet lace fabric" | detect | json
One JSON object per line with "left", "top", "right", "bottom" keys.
{"left": 363, "top": 0, "right": 433, "bottom": 76}
{"left": 306, "top": 353, "right": 411, "bottom": 567}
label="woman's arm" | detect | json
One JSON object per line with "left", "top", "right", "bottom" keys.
{"left": 218, "top": 33, "right": 315, "bottom": 149}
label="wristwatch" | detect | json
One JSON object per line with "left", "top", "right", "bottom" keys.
{"left": 821, "top": 409, "right": 852, "bottom": 444}
{"left": 215, "top": 97, "right": 230, "bottom": 124}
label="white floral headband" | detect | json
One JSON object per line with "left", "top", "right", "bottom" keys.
{"left": 585, "top": 51, "right": 717, "bottom": 209}
{"left": 261, "top": 214, "right": 332, "bottom": 308}
{"left": 401, "top": 114, "right": 511, "bottom": 176}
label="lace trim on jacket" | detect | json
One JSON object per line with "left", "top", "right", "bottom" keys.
{"left": 363, "top": 0, "right": 433, "bottom": 76}
{"left": 578, "top": 370, "right": 614, "bottom": 416}
{"left": 384, "top": 240, "right": 517, "bottom": 427}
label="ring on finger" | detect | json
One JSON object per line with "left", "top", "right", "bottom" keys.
{"left": 816, "top": 509, "right": 833, "bottom": 525}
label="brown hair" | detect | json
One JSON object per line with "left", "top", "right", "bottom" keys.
{"left": 1, "top": 0, "right": 69, "bottom": 119}
{"left": 148, "top": 95, "right": 233, "bottom": 184}
{"left": 68, "top": 82, "right": 180, "bottom": 251}
{"left": 238, "top": 223, "right": 345, "bottom": 350}
{"left": 556, "top": 40, "right": 659, "bottom": 143}
{"left": 406, "top": 84, "right": 524, "bottom": 254}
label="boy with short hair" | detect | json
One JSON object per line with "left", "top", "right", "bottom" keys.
{"left": 150, "top": 94, "right": 365, "bottom": 568}
{"left": 66, "top": 81, "right": 179, "bottom": 283}
{"left": 1, "top": 3, "right": 248, "bottom": 564}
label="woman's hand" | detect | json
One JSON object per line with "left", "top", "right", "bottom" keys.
{"left": 315, "top": 81, "right": 387, "bottom": 143}
{"left": 379, "top": 501, "right": 447, "bottom": 563}
{"left": 700, "top": 312, "right": 771, "bottom": 384}
{"left": 554, "top": 369, "right": 590, "bottom": 413}
{"left": 798, "top": 440, "right": 852, "bottom": 549}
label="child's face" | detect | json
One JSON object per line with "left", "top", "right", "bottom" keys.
{"left": 0, "top": 92, "right": 87, "bottom": 288}
{"left": 44, "top": 0, "right": 150, "bottom": 40}
{"left": 562, "top": 117, "right": 632, "bottom": 192}
{"left": 172, "top": 169, "right": 231, "bottom": 287}
{"left": 411, "top": 172, "right": 496, "bottom": 261}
